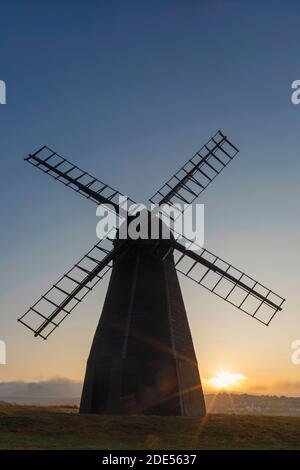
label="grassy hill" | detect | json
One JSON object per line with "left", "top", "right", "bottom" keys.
{"left": 1, "top": 403, "right": 300, "bottom": 450}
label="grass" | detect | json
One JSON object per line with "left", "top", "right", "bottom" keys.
{"left": 0, "top": 404, "right": 300, "bottom": 450}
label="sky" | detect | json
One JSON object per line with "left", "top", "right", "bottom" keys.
{"left": 0, "top": 0, "right": 300, "bottom": 397}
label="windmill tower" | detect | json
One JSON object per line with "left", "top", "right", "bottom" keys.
{"left": 19, "top": 131, "right": 285, "bottom": 416}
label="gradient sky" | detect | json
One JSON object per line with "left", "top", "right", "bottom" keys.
{"left": 0, "top": 0, "right": 300, "bottom": 396}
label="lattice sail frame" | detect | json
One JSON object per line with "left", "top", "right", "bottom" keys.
{"left": 25, "top": 146, "right": 135, "bottom": 213}
{"left": 19, "top": 131, "right": 285, "bottom": 338}
{"left": 150, "top": 130, "right": 239, "bottom": 217}
{"left": 170, "top": 240, "right": 285, "bottom": 326}
{"left": 19, "top": 229, "right": 121, "bottom": 339}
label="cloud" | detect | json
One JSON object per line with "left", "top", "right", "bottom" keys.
{"left": 202, "top": 373, "right": 300, "bottom": 397}
{"left": 247, "top": 385, "right": 269, "bottom": 393}
{"left": 272, "top": 381, "right": 300, "bottom": 396}
{"left": 247, "top": 381, "right": 300, "bottom": 397}
{"left": 1, "top": 378, "right": 300, "bottom": 403}
{"left": 0, "top": 378, "right": 82, "bottom": 398}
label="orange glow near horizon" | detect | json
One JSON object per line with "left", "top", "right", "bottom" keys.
{"left": 206, "top": 369, "right": 246, "bottom": 391}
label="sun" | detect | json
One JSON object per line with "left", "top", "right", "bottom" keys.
{"left": 208, "top": 369, "right": 245, "bottom": 391}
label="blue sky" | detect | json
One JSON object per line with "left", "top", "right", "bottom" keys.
{"left": 0, "top": 0, "right": 299, "bottom": 394}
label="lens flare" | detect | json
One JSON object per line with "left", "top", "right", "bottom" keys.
{"left": 208, "top": 369, "right": 245, "bottom": 390}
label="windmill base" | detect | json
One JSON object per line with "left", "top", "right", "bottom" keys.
{"left": 80, "top": 357, "right": 205, "bottom": 416}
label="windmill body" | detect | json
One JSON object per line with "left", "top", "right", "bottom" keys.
{"left": 80, "top": 237, "right": 206, "bottom": 415}
{"left": 19, "top": 131, "right": 285, "bottom": 416}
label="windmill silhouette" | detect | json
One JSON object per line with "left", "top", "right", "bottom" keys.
{"left": 19, "top": 130, "right": 285, "bottom": 416}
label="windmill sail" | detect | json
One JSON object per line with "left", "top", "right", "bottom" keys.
{"left": 19, "top": 131, "right": 286, "bottom": 417}
{"left": 25, "top": 146, "right": 135, "bottom": 214}
{"left": 18, "top": 231, "right": 126, "bottom": 339}
{"left": 170, "top": 240, "right": 285, "bottom": 326}
{"left": 149, "top": 130, "right": 239, "bottom": 215}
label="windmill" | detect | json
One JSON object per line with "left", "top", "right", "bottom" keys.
{"left": 19, "top": 130, "right": 285, "bottom": 416}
